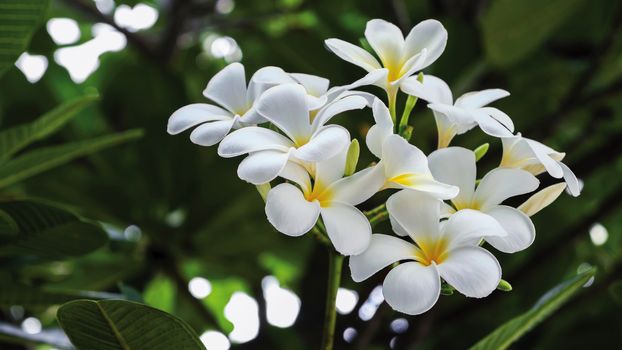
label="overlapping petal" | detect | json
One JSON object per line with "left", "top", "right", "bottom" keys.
{"left": 321, "top": 202, "right": 371, "bottom": 255}
{"left": 437, "top": 246, "right": 501, "bottom": 298}
{"left": 265, "top": 183, "right": 320, "bottom": 237}
{"left": 382, "top": 262, "right": 440, "bottom": 315}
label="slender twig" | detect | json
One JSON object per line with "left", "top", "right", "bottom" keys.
{"left": 321, "top": 249, "right": 344, "bottom": 350}
{"left": 364, "top": 203, "right": 386, "bottom": 217}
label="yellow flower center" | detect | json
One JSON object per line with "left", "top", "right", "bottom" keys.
{"left": 387, "top": 173, "right": 419, "bottom": 187}
{"left": 415, "top": 238, "right": 449, "bottom": 266}
{"left": 304, "top": 181, "right": 333, "bottom": 207}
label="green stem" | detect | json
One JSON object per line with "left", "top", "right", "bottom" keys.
{"left": 398, "top": 95, "right": 418, "bottom": 135}
{"left": 387, "top": 86, "right": 398, "bottom": 124}
{"left": 364, "top": 203, "right": 386, "bottom": 217}
{"left": 369, "top": 210, "right": 389, "bottom": 227}
{"left": 321, "top": 249, "right": 343, "bottom": 350}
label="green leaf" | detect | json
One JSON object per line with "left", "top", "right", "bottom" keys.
{"left": 482, "top": 0, "right": 587, "bottom": 66}
{"left": 0, "top": 209, "right": 18, "bottom": 238}
{"left": 0, "top": 200, "right": 108, "bottom": 259}
{"left": 0, "top": 129, "right": 143, "bottom": 188}
{"left": 470, "top": 267, "right": 596, "bottom": 350}
{"left": 57, "top": 299, "right": 206, "bottom": 350}
{"left": 0, "top": 0, "right": 49, "bottom": 78}
{"left": 144, "top": 274, "right": 176, "bottom": 313}
{"left": 0, "top": 94, "right": 99, "bottom": 161}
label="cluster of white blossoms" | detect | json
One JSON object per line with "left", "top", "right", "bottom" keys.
{"left": 168, "top": 19, "right": 581, "bottom": 315}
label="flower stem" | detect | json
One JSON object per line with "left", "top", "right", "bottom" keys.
{"left": 321, "top": 249, "right": 343, "bottom": 350}
{"left": 387, "top": 86, "right": 398, "bottom": 124}
{"left": 364, "top": 203, "right": 386, "bottom": 217}
{"left": 398, "top": 95, "right": 418, "bottom": 135}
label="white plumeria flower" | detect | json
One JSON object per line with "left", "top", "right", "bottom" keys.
{"left": 325, "top": 19, "right": 447, "bottom": 94}
{"left": 265, "top": 148, "right": 384, "bottom": 255}
{"left": 350, "top": 190, "right": 505, "bottom": 315}
{"left": 401, "top": 74, "right": 514, "bottom": 148}
{"left": 499, "top": 134, "right": 581, "bottom": 197}
{"left": 425, "top": 147, "right": 540, "bottom": 253}
{"left": 217, "top": 83, "right": 368, "bottom": 184}
{"left": 364, "top": 99, "right": 458, "bottom": 199}
{"left": 168, "top": 63, "right": 289, "bottom": 146}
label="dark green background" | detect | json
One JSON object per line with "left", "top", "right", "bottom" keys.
{"left": 1, "top": 0, "right": 621, "bottom": 349}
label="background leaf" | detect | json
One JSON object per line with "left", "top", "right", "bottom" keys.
{"left": 481, "top": 0, "right": 587, "bottom": 66}
{"left": 0, "top": 0, "right": 49, "bottom": 78}
{"left": 470, "top": 267, "right": 597, "bottom": 350}
{"left": 0, "top": 129, "right": 143, "bottom": 188}
{"left": 57, "top": 299, "right": 206, "bottom": 350}
{"left": 0, "top": 93, "right": 99, "bottom": 161}
{"left": 0, "top": 200, "right": 108, "bottom": 259}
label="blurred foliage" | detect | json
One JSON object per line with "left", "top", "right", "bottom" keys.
{"left": 0, "top": 0, "right": 620, "bottom": 349}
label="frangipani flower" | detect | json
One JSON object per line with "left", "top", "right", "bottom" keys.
{"left": 364, "top": 101, "right": 458, "bottom": 199}
{"left": 168, "top": 63, "right": 287, "bottom": 146}
{"left": 499, "top": 134, "right": 581, "bottom": 197}
{"left": 350, "top": 190, "right": 505, "bottom": 315}
{"left": 218, "top": 83, "right": 368, "bottom": 184}
{"left": 325, "top": 19, "right": 447, "bottom": 93}
{"left": 427, "top": 147, "right": 540, "bottom": 253}
{"left": 401, "top": 74, "right": 514, "bottom": 148}
{"left": 265, "top": 148, "right": 384, "bottom": 255}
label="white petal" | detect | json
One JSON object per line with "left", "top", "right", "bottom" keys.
{"left": 311, "top": 94, "right": 368, "bottom": 130}
{"left": 403, "top": 19, "right": 447, "bottom": 70}
{"left": 389, "top": 212, "right": 410, "bottom": 237}
{"left": 479, "top": 107, "right": 514, "bottom": 132}
{"left": 203, "top": 62, "right": 248, "bottom": 114}
{"left": 315, "top": 145, "right": 347, "bottom": 185}
{"left": 454, "top": 89, "right": 509, "bottom": 109}
{"left": 279, "top": 161, "right": 312, "bottom": 193}
{"left": 386, "top": 190, "right": 441, "bottom": 242}
{"left": 365, "top": 98, "right": 394, "bottom": 158}
{"left": 330, "top": 165, "right": 385, "bottom": 205}
{"left": 473, "top": 111, "right": 513, "bottom": 138}
{"left": 321, "top": 202, "right": 371, "bottom": 255}
{"left": 218, "top": 127, "right": 294, "bottom": 157}
{"left": 324, "top": 38, "right": 381, "bottom": 72}
{"left": 383, "top": 262, "right": 440, "bottom": 315}
{"left": 294, "top": 125, "right": 349, "bottom": 162}
{"left": 364, "top": 19, "right": 404, "bottom": 70}
{"left": 442, "top": 209, "right": 507, "bottom": 248}
{"left": 349, "top": 234, "right": 417, "bottom": 282}
{"left": 325, "top": 69, "right": 388, "bottom": 100}
{"left": 525, "top": 139, "right": 564, "bottom": 178}
{"left": 428, "top": 147, "right": 476, "bottom": 207}
{"left": 392, "top": 49, "right": 428, "bottom": 86}
{"left": 381, "top": 134, "right": 429, "bottom": 178}
{"left": 518, "top": 183, "right": 567, "bottom": 216}
{"left": 289, "top": 73, "right": 329, "bottom": 97}
{"left": 255, "top": 84, "right": 312, "bottom": 142}
{"left": 265, "top": 183, "right": 320, "bottom": 236}
{"left": 485, "top": 206, "right": 535, "bottom": 253}
{"left": 189, "top": 119, "right": 235, "bottom": 146}
{"left": 559, "top": 162, "right": 581, "bottom": 197}
{"left": 247, "top": 66, "right": 293, "bottom": 102}
{"left": 168, "top": 103, "right": 232, "bottom": 134}
{"left": 400, "top": 74, "right": 453, "bottom": 105}
{"left": 428, "top": 104, "right": 476, "bottom": 131}
{"left": 390, "top": 177, "right": 459, "bottom": 200}
{"left": 238, "top": 150, "right": 290, "bottom": 185}
{"left": 437, "top": 246, "right": 501, "bottom": 298}
{"left": 474, "top": 168, "right": 539, "bottom": 210}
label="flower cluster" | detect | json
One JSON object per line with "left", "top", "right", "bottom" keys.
{"left": 168, "top": 19, "right": 581, "bottom": 315}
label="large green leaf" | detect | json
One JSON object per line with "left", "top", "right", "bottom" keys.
{"left": 470, "top": 267, "right": 596, "bottom": 350}
{"left": 0, "top": 94, "right": 99, "bottom": 161}
{"left": 0, "top": 129, "right": 143, "bottom": 188}
{"left": 481, "top": 0, "right": 587, "bottom": 66}
{"left": 57, "top": 299, "right": 206, "bottom": 350}
{"left": 0, "top": 0, "right": 49, "bottom": 78}
{"left": 0, "top": 200, "right": 108, "bottom": 259}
